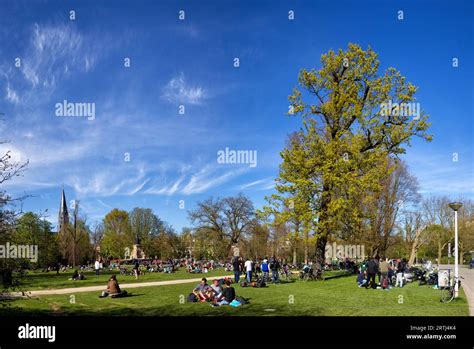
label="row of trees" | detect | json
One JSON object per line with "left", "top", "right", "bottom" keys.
{"left": 99, "top": 208, "right": 184, "bottom": 260}
{"left": 3, "top": 191, "right": 473, "bottom": 272}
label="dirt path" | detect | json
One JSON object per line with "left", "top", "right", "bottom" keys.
{"left": 440, "top": 264, "right": 474, "bottom": 316}
{"left": 10, "top": 275, "right": 233, "bottom": 297}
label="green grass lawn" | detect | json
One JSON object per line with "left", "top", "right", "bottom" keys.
{"left": 13, "top": 268, "right": 231, "bottom": 291}
{"left": 1, "top": 274, "right": 469, "bottom": 316}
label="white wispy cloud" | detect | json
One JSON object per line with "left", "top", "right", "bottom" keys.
{"left": 1, "top": 22, "right": 101, "bottom": 105}
{"left": 239, "top": 177, "right": 275, "bottom": 190}
{"left": 68, "top": 165, "right": 148, "bottom": 197}
{"left": 404, "top": 150, "right": 474, "bottom": 198}
{"left": 144, "top": 175, "right": 186, "bottom": 196}
{"left": 22, "top": 23, "right": 96, "bottom": 88}
{"left": 161, "top": 72, "right": 207, "bottom": 105}
{"left": 182, "top": 166, "right": 248, "bottom": 195}
{"left": 5, "top": 83, "right": 19, "bottom": 103}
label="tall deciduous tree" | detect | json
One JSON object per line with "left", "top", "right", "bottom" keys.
{"left": 279, "top": 44, "right": 431, "bottom": 264}
{"left": 422, "top": 196, "right": 452, "bottom": 263}
{"left": 101, "top": 209, "right": 131, "bottom": 259}
{"left": 129, "top": 207, "right": 163, "bottom": 257}
{"left": 188, "top": 193, "right": 255, "bottom": 256}
{"left": 15, "top": 212, "right": 60, "bottom": 268}
{"left": 0, "top": 113, "right": 29, "bottom": 287}
{"left": 363, "top": 159, "right": 420, "bottom": 257}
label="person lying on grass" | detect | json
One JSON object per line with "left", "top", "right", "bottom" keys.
{"left": 100, "top": 275, "right": 128, "bottom": 298}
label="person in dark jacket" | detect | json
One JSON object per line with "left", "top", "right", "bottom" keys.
{"left": 365, "top": 257, "right": 378, "bottom": 289}
{"left": 219, "top": 280, "right": 236, "bottom": 305}
{"left": 232, "top": 257, "right": 241, "bottom": 283}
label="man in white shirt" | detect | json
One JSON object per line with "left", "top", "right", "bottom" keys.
{"left": 94, "top": 260, "right": 100, "bottom": 276}
{"left": 244, "top": 258, "right": 253, "bottom": 283}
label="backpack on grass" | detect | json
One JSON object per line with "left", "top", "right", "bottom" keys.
{"left": 235, "top": 296, "right": 249, "bottom": 305}
{"left": 187, "top": 293, "right": 198, "bottom": 302}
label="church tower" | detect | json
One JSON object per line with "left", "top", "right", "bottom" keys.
{"left": 58, "top": 187, "right": 69, "bottom": 234}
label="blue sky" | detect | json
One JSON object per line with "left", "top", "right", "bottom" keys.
{"left": 1, "top": 0, "right": 473, "bottom": 231}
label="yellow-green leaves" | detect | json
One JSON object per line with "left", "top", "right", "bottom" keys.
{"left": 268, "top": 43, "right": 432, "bottom": 260}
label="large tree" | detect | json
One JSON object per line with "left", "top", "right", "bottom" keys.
{"left": 363, "top": 159, "right": 420, "bottom": 257}
{"left": 129, "top": 207, "right": 164, "bottom": 258}
{"left": 57, "top": 201, "right": 92, "bottom": 266}
{"left": 277, "top": 43, "right": 431, "bottom": 264}
{"left": 0, "top": 113, "right": 29, "bottom": 288}
{"left": 15, "top": 212, "right": 60, "bottom": 268}
{"left": 188, "top": 193, "right": 255, "bottom": 256}
{"left": 101, "top": 209, "right": 131, "bottom": 259}
{"left": 422, "top": 196, "right": 452, "bottom": 263}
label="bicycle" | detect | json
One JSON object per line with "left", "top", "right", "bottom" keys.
{"left": 299, "top": 268, "right": 323, "bottom": 281}
{"left": 440, "top": 276, "right": 464, "bottom": 303}
{"left": 280, "top": 269, "right": 294, "bottom": 282}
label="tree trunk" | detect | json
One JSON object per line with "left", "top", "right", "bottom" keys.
{"left": 437, "top": 241, "right": 442, "bottom": 265}
{"left": 292, "top": 246, "right": 297, "bottom": 265}
{"left": 72, "top": 243, "right": 76, "bottom": 267}
{"left": 304, "top": 241, "right": 308, "bottom": 264}
{"left": 315, "top": 184, "right": 331, "bottom": 265}
{"left": 315, "top": 235, "right": 327, "bottom": 266}
{"left": 408, "top": 235, "right": 420, "bottom": 266}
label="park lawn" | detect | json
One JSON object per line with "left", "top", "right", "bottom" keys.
{"left": 1, "top": 274, "right": 469, "bottom": 316}
{"left": 13, "top": 268, "right": 231, "bottom": 291}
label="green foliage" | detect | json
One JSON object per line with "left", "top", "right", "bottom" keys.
{"left": 15, "top": 212, "right": 60, "bottom": 268}
{"left": 265, "top": 43, "right": 432, "bottom": 261}
{"left": 101, "top": 209, "right": 131, "bottom": 259}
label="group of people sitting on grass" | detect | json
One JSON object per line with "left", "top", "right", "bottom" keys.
{"left": 185, "top": 259, "right": 220, "bottom": 274}
{"left": 189, "top": 277, "right": 243, "bottom": 306}
{"left": 69, "top": 270, "right": 86, "bottom": 281}
{"left": 357, "top": 257, "right": 408, "bottom": 289}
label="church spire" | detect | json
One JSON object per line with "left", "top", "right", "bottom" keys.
{"left": 58, "top": 187, "right": 69, "bottom": 233}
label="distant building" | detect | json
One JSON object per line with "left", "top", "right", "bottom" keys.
{"left": 58, "top": 187, "right": 69, "bottom": 234}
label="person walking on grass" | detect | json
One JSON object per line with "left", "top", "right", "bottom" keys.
{"left": 133, "top": 259, "right": 140, "bottom": 280}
